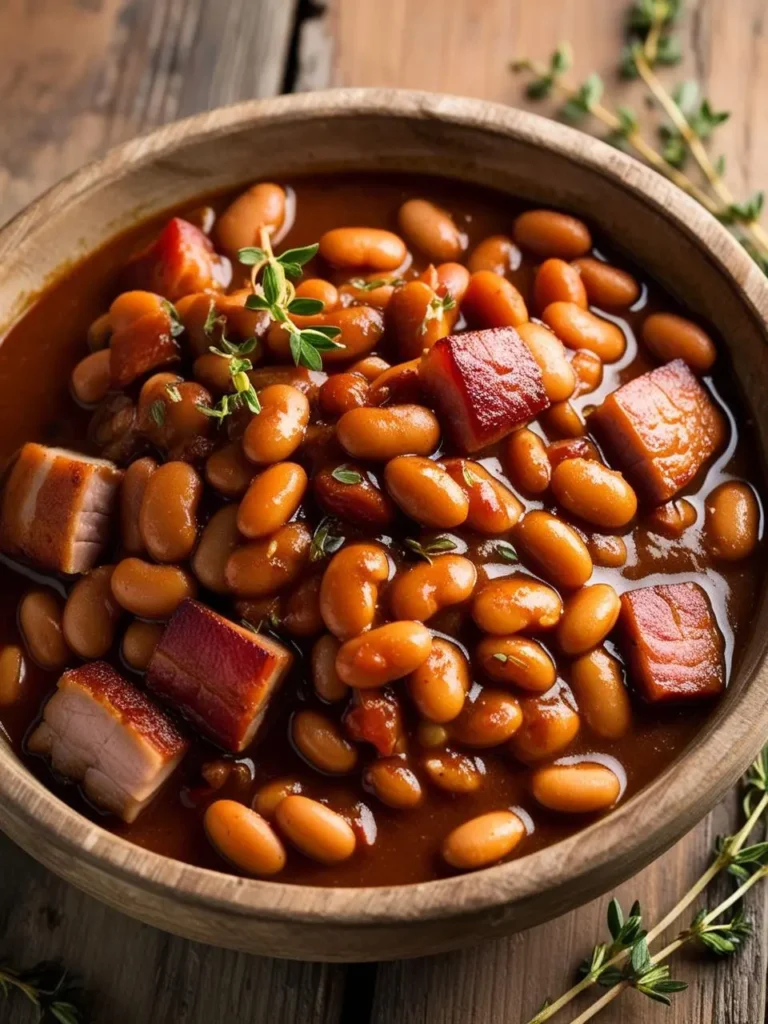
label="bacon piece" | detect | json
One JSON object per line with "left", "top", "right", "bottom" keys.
{"left": 27, "top": 662, "right": 187, "bottom": 822}
{"left": 146, "top": 599, "right": 293, "bottom": 752}
{"left": 619, "top": 582, "right": 725, "bottom": 702}
{"left": 343, "top": 688, "right": 403, "bottom": 756}
{"left": 125, "top": 218, "right": 230, "bottom": 301}
{"left": 592, "top": 359, "right": 725, "bottom": 502}
{"left": 546, "top": 437, "right": 601, "bottom": 469}
{"left": 109, "top": 291, "right": 181, "bottom": 388}
{"left": 0, "top": 443, "right": 122, "bottom": 574}
{"left": 419, "top": 327, "right": 549, "bottom": 452}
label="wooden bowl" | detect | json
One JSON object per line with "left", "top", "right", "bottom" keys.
{"left": 1, "top": 89, "right": 768, "bottom": 963}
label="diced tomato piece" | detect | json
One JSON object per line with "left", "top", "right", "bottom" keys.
{"left": 126, "top": 217, "right": 230, "bottom": 301}
{"left": 619, "top": 582, "right": 725, "bottom": 702}
{"left": 592, "top": 359, "right": 725, "bottom": 503}
{"left": 419, "top": 327, "right": 549, "bottom": 452}
{"left": 343, "top": 688, "right": 403, "bottom": 756}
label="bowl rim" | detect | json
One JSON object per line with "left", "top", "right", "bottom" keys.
{"left": 3, "top": 86, "right": 768, "bottom": 928}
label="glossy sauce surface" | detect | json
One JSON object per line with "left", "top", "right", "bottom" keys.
{"left": 0, "top": 174, "right": 763, "bottom": 886}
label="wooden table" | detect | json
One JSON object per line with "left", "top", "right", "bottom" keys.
{"left": 1, "top": 1, "right": 767, "bottom": 1021}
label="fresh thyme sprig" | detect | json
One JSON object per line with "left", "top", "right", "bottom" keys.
{"left": 309, "top": 517, "right": 346, "bottom": 563}
{"left": 196, "top": 301, "right": 262, "bottom": 420}
{"left": 525, "top": 745, "right": 768, "bottom": 1022}
{"left": 510, "top": 0, "right": 768, "bottom": 271}
{"left": 0, "top": 959, "right": 85, "bottom": 1023}
{"left": 404, "top": 536, "right": 458, "bottom": 565}
{"left": 241, "top": 230, "right": 343, "bottom": 371}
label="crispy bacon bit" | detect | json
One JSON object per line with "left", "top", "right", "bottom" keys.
{"left": 314, "top": 464, "right": 395, "bottom": 528}
{"left": 592, "top": 359, "right": 725, "bottom": 503}
{"left": 0, "top": 443, "right": 122, "bottom": 574}
{"left": 109, "top": 298, "right": 181, "bottom": 389}
{"left": 343, "top": 688, "right": 403, "bottom": 756}
{"left": 125, "top": 217, "right": 230, "bottom": 301}
{"left": 27, "top": 661, "right": 187, "bottom": 822}
{"left": 619, "top": 582, "right": 725, "bottom": 702}
{"left": 146, "top": 599, "right": 293, "bottom": 752}
{"left": 419, "top": 327, "right": 549, "bottom": 452}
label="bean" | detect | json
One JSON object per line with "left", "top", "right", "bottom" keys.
{"left": 386, "top": 280, "right": 459, "bottom": 361}
{"left": 572, "top": 257, "right": 639, "bottom": 308}
{"left": 225, "top": 522, "right": 311, "bottom": 598}
{"left": 138, "top": 375, "right": 213, "bottom": 451}
{"left": 542, "top": 400, "right": 587, "bottom": 439}
{"left": 442, "top": 458, "right": 524, "bottom": 533}
{"left": 179, "top": 289, "right": 269, "bottom": 359}
{"left": 364, "top": 758, "right": 424, "bottom": 809}
{"left": 0, "top": 645, "right": 24, "bottom": 706}
{"left": 247, "top": 365, "right": 326, "bottom": 400}
{"left": 642, "top": 312, "right": 716, "bottom": 373}
{"left": 647, "top": 498, "right": 697, "bottom": 539}
{"left": 109, "top": 289, "right": 168, "bottom": 331}
{"left": 417, "top": 722, "right": 450, "bottom": 749}
{"left": 587, "top": 534, "right": 627, "bottom": 568}
{"left": 111, "top": 558, "right": 196, "bottom": 619}
{"left": 472, "top": 577, "right": 563, "bottom": 635}
{"left": 390, "top": 556, "right": 477, "bottom": 622}
{"left": 139, "top": 461, "right": 202, "bottom": 562}
{"left": 476, "top": 636, "right": 556, "bottom": 692}
{"left": 542, "top": 302, "right": 626, "bottom": 362}
{"left": 237, "top": 463, "right": 307, "bottom": 539}
{"left": 275, "top": 795, "right": 356, "bottom": 864}
{"left": 570, "top": 348, "right": 603, "bottom": 396}
{"left": 314, "top": 464, "right": 395, "bottom": 528}
{"left": 312, "top": 634, "right": 350, "bottom": 703}
{"left": 63, "top": 565, "right": 122, "bottom": 659}
{"left": 468, "top": 234, "right": 521, "bottom": 276}
{"left": 408, "top": 638, "right": 470, "bottom": 723}
{"left": 339, "top": 274, "right": 399, "bottom": 310}
{"left": 704, "top": 481, "right": 760, "bottom": 561}
{"left": 87, "top": 312, "right": 112, "bottom": 352}
{"left": 546, "top": 437, "right": 600, "bottom": 469}
{"left": 442, "top": 810, "right": 525, "bottom": 870}
{"left": 534, "top": 259, "right": 588, "bottom": 312}
{"left": 71, "top": 349, "right": 111, "bottom": 406}
{"left": 517, "top": 321, "right": 576, "bottom": 402}
{"left": 337, "top": 405, "right": 440, "bottom": 461}
{"left": 504, "top": 428, "right": 552, "bottom": 494}
{"left": 435, "top": 262, "right": 471, "bottom": 304}
{"left": 423, "top": 750, "right": 482, "bottom": 793}
{"left": 282, "top": 575, "right": 323, "bottom": 637}
{"left": 551, "top": 458, "right": 638, "bottom": 528}
{"left": 122, "top": 619, "right": 164, "bottom": 671}
{"left": 509, "top": 690, "right": 581, "bottom": 762}
{"left": 570, "top": 647, "right": 631, "bottom": 739}
{"left": 531, "top": 762, "right": 620, "bottom": 813}
{"left": 384, "top": 455, "right": 469, "bottom": 528}
{"left": 18, "top": 590, "right": 70, "bottom": 670}
{"left": 193, "top": 352, "right": 234, "bottom": 393}
{"left": 242, "top": 384, "right": 310, "bottom": 465}
{"left": 292, "top": 710, "right": 358, "bottom": 775}
{"left": 120, "top": 457, "right": 157, "bottom": 555}
{"left": 461, "top": 270, "right": 528, "bottom": 328}
{"left": 319, "top": 373, "right": 370, "bottom": 418}
{"left": 513, "top": 210, "right": 592, "bottom": 259}
{"left": 335, "top": 622, "right": 433, "bottom": 689}
{"left": 398, "top": 198, "right": 466, "bottom": 262}
{"left": 205, "top": 799, "right": 286, "bottom": 876}
{"left": 349, "top": 355, "right": 391, "bottom": 381}
{"left": 367, "top": 358, "right": 422, "bottom": 406}
{"left": 319, "top": 227, "right": 406, "bottom": 270}
{"left": 191, "top": 504, "right": 241, "bottom": 593}
{"left": 319, "top": 543, "right": 390, "bottom": 640}
{"left": 215, "top": 182, "right": 286, "bottom": 255}
{"left": 295, "top": 278, "right": 339, "bottom": 310}
{"left": 266, "top": 306, "right": 384, "bottom": 364}
{"left": 515, "top": 511, "right": 593, "bottom": 589}
{"left": 557, "top": 583, "right": 621, "bottom": 655}
{"left": 253, "top": 778, "right": 304, "bottom": 819}
{"left": 450, "top": 690, "right": 522, "bottom": 747}
{"left": 205, "top": 443, "right": 255, "bottom": 498}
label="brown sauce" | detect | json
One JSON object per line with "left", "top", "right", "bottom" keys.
{"left": 0, "top": 173, "right": 764, "bottom": 887}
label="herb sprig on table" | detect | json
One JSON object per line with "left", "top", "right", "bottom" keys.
{"left": 511, "top": 0, "right": 768, "bottom": 272}
{"left": 0, "top": 959, "right": 85, "bottom": 1023}
{"left": 525, "top": 746, "right": 768, "bottom": 1022}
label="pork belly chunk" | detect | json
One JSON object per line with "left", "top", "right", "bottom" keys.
{"left": 0, "top": 443, "right": 122, "bottom": 574}
{"left": 591, "top": 359, "right": 725, "bottom": 503}
{"left": 619, "top": 582, "right": 725, "bottom": 702}
{"left": 146, "top": 599, "right": 294, "bottom": 752}
{"left": 420, "top": 327, "right": 549, "bottom": 452}
{"left": 27, "top": 661, "right": 187, "bottom": 822}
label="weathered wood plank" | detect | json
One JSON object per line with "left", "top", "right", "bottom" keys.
{"left": 306, "top": 1, "right": 768, "bottom": 1020}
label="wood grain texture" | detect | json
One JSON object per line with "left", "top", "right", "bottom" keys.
{"left": 300, "top": 0, "right": 768, "bottom": 1020}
